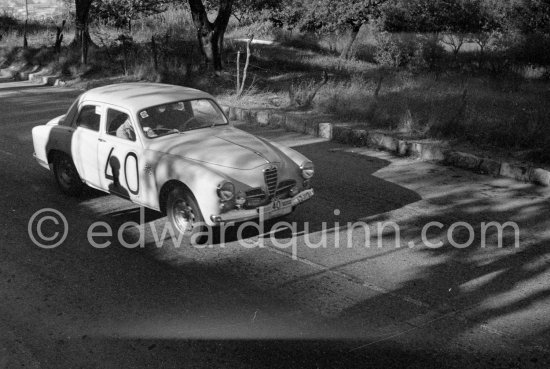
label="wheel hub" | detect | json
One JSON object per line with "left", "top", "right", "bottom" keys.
{"left": 173, "top": 200, "right": 195, "bottom": 234}
{"left": 58, "top": 159, "right": 74, "bottom": 187}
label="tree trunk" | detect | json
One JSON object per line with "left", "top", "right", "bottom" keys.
{"left": 81, "top": 28, "right": 88, "bottom": 65}
{"left": 188, "top": 0, "right": 234, "bottom": 74}
{"left": 72, "top": 0, "right": 92, "bottom": 47}
{"left": 23, "top": 20, "right": 28, "bottom": 48}
{"left": 340, "top": 23, "right": 363, "bottom": 59}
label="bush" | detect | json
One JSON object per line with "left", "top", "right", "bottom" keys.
{"left": 374, "top": 31, "right": 417, "bottom": 68}
{"left": 417, "top": 35, "right": 447, "bottom": 71}
{"left": 0, "top": 15, "right": 18, "bottom": 33}
{"left": 373, "top": 31, "right": 449, "bottom": 71}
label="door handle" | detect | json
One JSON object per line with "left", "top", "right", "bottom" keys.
{"left": 98, "top": 138, "right": 106, "bottom": 142}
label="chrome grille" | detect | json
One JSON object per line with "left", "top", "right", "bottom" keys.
{"left": 245, "top": 187, "right": 267, "bottom": 208}
{"left": 275, "top": 179, "right": 296, "bottom": 198}
{"left": 264, "top": 167, "right": 278, "bottom": 196}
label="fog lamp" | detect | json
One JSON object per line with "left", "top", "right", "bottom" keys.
{"left": 235, "top": 191, "right": 246, "bottom": 206}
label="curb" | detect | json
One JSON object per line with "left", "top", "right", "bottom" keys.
{"left": 0, "top": 66, "right": 59, "bottom": 86}
{"left": 221, "top": 104, "right": 550, "bottom": 187}
{"left": 28, "top": 71, "right": 60, "bottom": 86}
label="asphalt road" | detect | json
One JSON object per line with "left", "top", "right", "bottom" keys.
{"left": 1, "top": 82, "right": 550, "bottom": 368}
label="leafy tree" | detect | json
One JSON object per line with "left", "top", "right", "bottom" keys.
{"left": 91, "top": 0, "right": 171, "bottom": 32}
{"left": 508, "top": 0, "right": 550, "bottom": 34}
{"left": 384, "top": 0, "right": 501, "bottom": 56}
{"left": 298, "top": 0, "right": 391, "bottom": 59}
{"left": 506, "top": 0, "right": 550, "bottom": 65}
{"left": 229, "top": 0, "right": 281, "bottom": 25}
{"left": 187, "top": 0, "right": 234, "bottom": 74}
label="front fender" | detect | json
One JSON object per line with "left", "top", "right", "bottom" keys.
{"left": 153, "top": 154, "right": 226, "bottom": 226}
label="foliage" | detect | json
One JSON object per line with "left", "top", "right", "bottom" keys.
{"left": 91, "top": 0, "right": 171, "bottom": 31}
{"left": 384, "top": 0, "right": 496, "bottom": 35}
{"left": 507, "top": 0, "right": 550, "bottom": 35}
{"left": 0, "top": 15, "right": 19, "bottom": 33}
{"left": 224, "top": 0, "right": 282, "bottom": 26}
{"left": 373, "top": 31, "right": 417, "bottom": 68}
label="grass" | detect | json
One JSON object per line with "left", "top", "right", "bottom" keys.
{"left": 1, "top": 10, "right": 549, "bottom": 164}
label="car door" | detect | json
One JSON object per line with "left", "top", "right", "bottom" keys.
{"left": 98, "top": 107, "right": 142, "bottom": 201}
{"left": 71, "top": 104, "right": 103, "bottom": 188}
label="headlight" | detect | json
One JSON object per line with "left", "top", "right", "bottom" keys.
{"left": 217, "top": 181, "right": 235, "bottom": 201}
{"left": 300, "top": 161, "right": 314, "bottom": 179}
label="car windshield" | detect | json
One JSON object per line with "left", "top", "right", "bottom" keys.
{"left": 137, "top": 98, "right": 227, "bottom": 138}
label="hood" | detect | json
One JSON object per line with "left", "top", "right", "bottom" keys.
{"left": 147, "top": 126, "right": 285, "bottom": 170}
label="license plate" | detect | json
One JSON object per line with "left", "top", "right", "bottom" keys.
{"left": 294, "top": 189, "right": 314, "bottom": 204}
{"left": 258, "top": 199, "right": 292, "bottom": 217}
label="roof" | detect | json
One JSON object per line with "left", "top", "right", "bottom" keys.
{"left": 81, "top": 83, "right": 214, "bottom": 112}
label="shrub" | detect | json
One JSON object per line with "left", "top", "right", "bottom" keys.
{"left": 417, "top": 34, "right": 447, "bottom": 71}
{"left": 374, "top": 32, "right": 434, "bottom": 69}
{"left": 374, "top": 31, "right": 403, "bottom": 68}
{"left": 0, "top": 15, "right": 18, "bottom": 33}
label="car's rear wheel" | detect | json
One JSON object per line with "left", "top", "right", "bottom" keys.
{"left": 52, "top": 152, "right": 83, "bottom": 196}
{"left": 166, "top": 186, "right": 208, "bottom": 244}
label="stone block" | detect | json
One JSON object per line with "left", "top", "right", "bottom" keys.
{"left": 500, "top": 162, "right": 530, "bottom": 182}
{"left": 445, "top": 151, "right": 482, "bottom": 170}
{"left": 269, "top": 113, "right": 286, "bottom": 127}
{"left": 256, "top": 110, "right": 271, "bottom": 126}
{"left": 397, "top": 140, "right": 411, "bottom": 156}
{"left": 479, "top": 158, "right": 501, "bottom": 176}
{"left": 285, "top": 114, "right": 306, "bottom": 133}
{"left": 421, "top": 145, "right": 445, "bottom": 162}
{"left": 529, "top": 168, "right": 550, "bottom": 186}
{"left": 318, "top": 123, "right": 333, "bottom": 139}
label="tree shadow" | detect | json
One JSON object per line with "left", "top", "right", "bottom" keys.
{"left": 332, "top": 182, "right": 550, "bottom": 351}
{"left": 12, "top": 85, "right": 550, "bottom": 366}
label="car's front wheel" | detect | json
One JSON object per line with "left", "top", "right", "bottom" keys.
{"left": 52, "top": 152, "right": 83, "bottom": 196}
{"left": 166, "top": 186, "right": 208, "bottom": 244}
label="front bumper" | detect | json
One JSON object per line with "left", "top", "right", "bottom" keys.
{"left": 210, "top": 188, "right": 314, "bottom": 224}
{"left": 33, "top": 152, "right": 50, "bottom": 169}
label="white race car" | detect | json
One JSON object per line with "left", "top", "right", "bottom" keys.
{"left": 32, "top": 83, "right": 314, "bottom": 240}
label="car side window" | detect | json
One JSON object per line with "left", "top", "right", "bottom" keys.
{"left": 75, "top": 105, "right": 101, "bottom": 131}
{"left": 106, "top": 108, "right": 136, "bottom": 142}
{"left": 62, "top": 95, "right": 81, "bottom": 126}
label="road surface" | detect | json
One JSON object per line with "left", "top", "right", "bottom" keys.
{"left": 1, "top": 83, "right": 549, "bottom": 368}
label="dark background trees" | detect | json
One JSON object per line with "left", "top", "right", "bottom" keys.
{"left": 6, "top": 0, "right": 550, "bottom": 71}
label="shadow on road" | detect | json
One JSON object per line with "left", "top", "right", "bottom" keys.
{"left": 3, "top": 87, "right": 550, "bottom": 367}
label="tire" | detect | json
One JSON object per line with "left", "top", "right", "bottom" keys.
{"left": 166, "top": 186, "right": 208, "bottom": 244}
{"left": 52, "top": 152, "right": 84, "bottom": 196}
